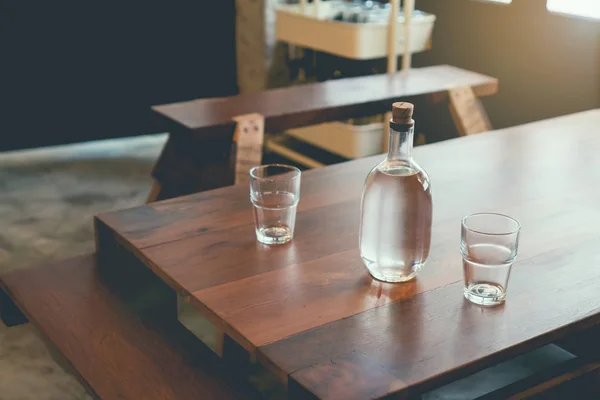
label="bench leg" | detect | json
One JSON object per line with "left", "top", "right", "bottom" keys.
{"left": 448, "top": 86, "right": 492, "bottom": 136}
{"left": 146, "top": 180, "right": 161, "bottom": 203}
{"left": 149, "top": 130, "right": 234, "bottom": 201}
{"left": 147, "top": 113, "right": 263, "bottom": 202}
{"left": 0, "top": 286, "right": 28, "bottom": 327}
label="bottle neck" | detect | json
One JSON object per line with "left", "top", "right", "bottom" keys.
{"left": 387, "top": 122, "right": 414, "bottom": 161}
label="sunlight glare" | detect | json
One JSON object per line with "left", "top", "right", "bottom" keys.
{"left": 547, "top": 0, "right": 600, "bottom": 20}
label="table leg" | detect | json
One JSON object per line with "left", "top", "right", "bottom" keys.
{"left": 556, "top": 326, "right": 600, "bottom": 360}
{"left": 150, "top": 127, "right": 235, "bottom": 201}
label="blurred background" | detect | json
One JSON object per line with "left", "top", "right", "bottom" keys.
{"left": 1, "top": 0, "right": 598, "bottom": 150}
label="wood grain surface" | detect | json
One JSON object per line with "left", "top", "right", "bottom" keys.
{"left": 96, "top": 110, "right": 600, "bottom": 398}
{"left": 264, "top": 239, "right": 600, "bottom": 396}
{"left": 0, "top": 255, "right": 258, "bottom": 400}
{"left": 152, "top": 65, "right": 497, "bottom": 135}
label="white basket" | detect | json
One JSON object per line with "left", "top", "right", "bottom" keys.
{"left": 287, "top": 121, "right": 385, "bottom": 159}
{"left": 275, "top": 3, "right": 436, "bottom": 60}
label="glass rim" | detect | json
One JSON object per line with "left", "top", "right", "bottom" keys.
{"left": 249, "top": 164, "right": 301, "bottom": 181}
{"left": 461, "top": 212, "right": 521, "bottom": 236}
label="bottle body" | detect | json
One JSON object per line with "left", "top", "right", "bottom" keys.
{"left": 359, "top": 110, "right": 432, "bottom": 282}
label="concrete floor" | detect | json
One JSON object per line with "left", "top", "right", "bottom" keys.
{"left": 0, "top": 323, "right": 90, "bottom": 400}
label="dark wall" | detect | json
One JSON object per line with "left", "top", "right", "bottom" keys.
{"left": 1, "top": 2, "right": 237, "bottom": 151}
{"left": 413, "top": 0, "right": 600, "bottom": 129}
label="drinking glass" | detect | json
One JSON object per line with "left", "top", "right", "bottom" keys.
{"left": 249, "top": 164, "right": 301, "bottom": 245}
{"left": 461, "top": 213, "right": 521, "bottom": 306}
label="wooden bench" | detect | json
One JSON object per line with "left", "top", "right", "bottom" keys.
{"left": 0, "top": 255, "right": 260, "bottom": 400}
{"left": 149, "top": 65, "right": 498, "bottom": 201}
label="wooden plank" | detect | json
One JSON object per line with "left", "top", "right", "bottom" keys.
{"left": 0, "top": 255, "right": 257, "bottom": 400}
{"left": 289, "top": 351, "right": 407, "bottom": 400}
{"left": 152, "top": 65, "right": 498, "bottom": 134}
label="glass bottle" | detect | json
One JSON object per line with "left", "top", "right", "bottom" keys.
{"left": 359, "top": 102, "right": 432, "bottom": 282}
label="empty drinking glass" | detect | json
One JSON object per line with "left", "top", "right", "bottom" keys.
{"left": 250, "top": 164, "right": 301, "bottom": 245}
{"left": 461, "top": 213, "right": 521, "bottom": 306}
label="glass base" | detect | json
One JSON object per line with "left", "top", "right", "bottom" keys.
{"left": 464, "top": 283, "right": 506, "bottom": 306}
{"left": 365, "top": 263, "right": 423, "bottom": 283}
{"left": 256, "top": 226, "right": 293, "bottom": 245}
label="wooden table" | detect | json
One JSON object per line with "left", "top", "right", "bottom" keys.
{"left": 90, "top": 110, "right": 600, "bottom": 399}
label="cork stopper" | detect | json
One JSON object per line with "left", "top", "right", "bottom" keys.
{"left": 391, "top": 102, "right": 414, "bottom": 124}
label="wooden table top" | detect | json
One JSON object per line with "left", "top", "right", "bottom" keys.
{"left": 97, "top": 110, "right": 600, "bottom": 399}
